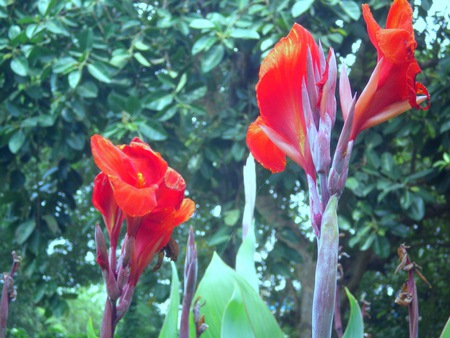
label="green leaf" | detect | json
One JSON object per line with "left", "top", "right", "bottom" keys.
{"left": 194, "top": 253, "right": 283, "bottom": 338}
{"left": 229, "top": 28, "right": 260, "bottom": 39}
{"left": 409, "top": 196, "right": 425, "bottom": 221}
{"left": 42, "top": 214, "right": 60, "bottom": 235}
{"left": 10, "top": 56, "right": 28, "bottom": 76}
{"left": 86, "top": 317, "right": 98, "bottom": 338}
{"left": 68, "top": 69, "right": 82, "bottom": 88}
{"left": 339, "top": 1, "right": 361, "bottom": 21}
{"left": 342, "top": 287, "right": 364, "bottom": 338}
{"left": 87, "top": 62, "right": 111, "bottom": 83}
{"left": 77, "top": 81, "right": 98, "bottom": 98}
{"left": 201, "top": 44, "right": 224, "bottom": 73}
{"left": 15, "top": 219, "right": 36, "bottom": 244}
{"left": 53, "top": 56, "right": 78, "bottom": 74}
{"left": 223, "top": 209, "right": 240, "bottom": 226}
{"left": 373, "top": 236, "right": 390, "bottom": 258}
{"left": 175, "top": 73, "right": 187, "bottom": 94}
{"left": 8, "top": 130, "right": 26, "bottom": 154}
{"left": 138, "top": 121, "right": 168, "bottom": 141}
{"left": 190, "top": 18, "right": 215, "bottom": 29}
{"left": 221, "top": 286, "right": 255, "bottom": 338}
{"left": 133, "top": 52, "right": 151, "bottom": 67}
{"left": 159, "top": 262, "right": 179, "bottom": 338}
{"left": 440, "top": 317, "right": 450, "bottom": 338}
{"left": 192, "top": 35, "right": 218, "bottom": 55}
{"left": 291, "top": 0, "right": 315, "bottom": 17}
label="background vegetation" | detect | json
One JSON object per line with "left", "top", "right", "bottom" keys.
{"left": 0, "top": 0, "right": 449, "bottom": 336}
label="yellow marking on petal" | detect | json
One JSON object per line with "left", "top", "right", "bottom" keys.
{"left": 137, "top": 172, "right": 145, "bottom": 188}
{"left": 118, "top": 145, "right": 125, "bottom": 150}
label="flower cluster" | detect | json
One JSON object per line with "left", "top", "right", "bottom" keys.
{"left": 246, "top": 0, "right": 429, "bottom": 336}
{"left": 91, "top": 135, "right": 195, "bottom": 335}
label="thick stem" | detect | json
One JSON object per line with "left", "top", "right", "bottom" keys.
{"left": 408, "top": 271, "right": 419, "bottom": 338}
{"left": 319, "top": 171, "right": 330, "bottom": 211}
{"left": 312, "top": 196, "right": 339, "bottom": 338}
{"left": 100, "top": 298, "right": 116, "bottom": 338}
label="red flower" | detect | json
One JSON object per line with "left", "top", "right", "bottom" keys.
{"left": 129, "top": 198, "right": 195, "bottom": 286}
{"left": 351, "top": 0, "right": 430, "bottom": 140}
{"left": 91, "top": 134, "right": 192, "bottom": 232}
{"left": 246, "top": 24, "right": 319, "bottom": 177}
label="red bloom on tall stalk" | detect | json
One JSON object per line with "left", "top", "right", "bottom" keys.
{"left": 91, "top": 134, "right": 195, "bottom": 274}
{"left": 91, "top": 135, "right": 193, "bottom": 236}
{"left": 350, "top": 0, "right": 430, "bottom": 140}
{"left": 246, "top": 24, "right": 320, "bottom": 178}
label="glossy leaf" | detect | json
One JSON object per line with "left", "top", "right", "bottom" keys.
{"left": 201, "top": 45, "right": 224, "bottom": 73}
{"left": 221, "top": 286, "right": 255, "bottom": 338}
{"left": 291, "top": 0, "right": 315, "bottom": 17}
{"left": 342, "top": 287, "right": 364, "bottom": 338}
{"left": 159, "top": 262, "right": 179, "bottom": 338}
{"left": 193, "top": 253, "right": 283, "bottom": 338}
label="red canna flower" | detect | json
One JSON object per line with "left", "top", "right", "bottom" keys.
{"left": 246, "top": 23, "right": 319, "bottom": 178}
{"left": 91, "top": 135, "right": 189, "bottom": 234}
{"left": 350, "top": 0, "right": 430, "bottom": 140}
{"left": 129, "top": 198, "right": 195, "bottom": 286}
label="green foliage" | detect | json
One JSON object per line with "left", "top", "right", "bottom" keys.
{"left": 158, "top": 262, "right": 180, "bottom": 338}
{"left": 342, "top": 287, "right": 363, "bottom": 338}
{"left": 192, "top": 253, "right": 283, "bottom": 338}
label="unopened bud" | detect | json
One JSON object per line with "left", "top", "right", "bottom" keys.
{"left": 95, "top": 224, "right": 109, "bottom": 273}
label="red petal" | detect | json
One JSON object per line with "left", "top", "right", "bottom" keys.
{"left": 91, "top": 135, "right": 136, "bottom": 185}
{"left": 109, "top": 176, "right": 158, "bottom": 217}
{"left": 246, "top": 119, "right": 286, "bottom": 173}
{"left": 386, "top": 0, "right": 414, "bottom": 34}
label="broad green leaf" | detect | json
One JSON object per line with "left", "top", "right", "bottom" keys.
{"left": 133, "top": 52, "right": 151, "bottom": 67}
{"left": 42, "top": 214, "right": 60, "bottom": 234}
{"left": 201, "top": 45, "right": 224, "bottom": 73}
{"left": 8, "top": 25, "right": 21, "bottom": 40}
{"left": 440, "top": 317, "right": 450, "bottom": 338}
{"left": 38, "top": 0, "right": 54, "bottom": 15}
{"left": 339, "top": 1, "right": 361, "bottom": 21}
{"left": 110, "top": 49, "right": 130, "bottom": 68}
{"left": 159, "top": 262, "right": 179, "bottom": 338}
{"left": 221, "top": 286, "right": 255, "bottom": 338}
{"left": 192, "top": 35, "right": 218, "bottom": 55}
{"left": 77, "top": 81, "right": 98, "bottom": 98}
{"left": 229, "top": 28, "right": 260, "bottom": 39}
{"left": 190, "top": 18, "right": 215, "bottom": 29}
{"left": 291, "top": 0, "right": 315, "bottom": 17}
{"left": 373, "top": 236, "right": 390, "bottom": 258}
{"left": 138, "top": 121, "right": 168, "bottom": 141}
{"left": 87, "top": 62, "right": 111, "bottom": 83}
{"left": 193, "top": 253, "right": 283, "bottom": 338}
{"left": 53, "top": 56, "right": 78, "bottom": 74}
{"left": 409, "top": 196, "right": 425, "bottom": 221}
{"left": 10, "top": 56, "right": 28, "bottom": 76}
{"left": 342, "top": 287, "right": 364, "bottom": 338}
{"left": 86, "top": 317, "right": 98, "bottom": 338}
{"left": 9, "top": 130, "right": 26, "bottom": 153}
{"left": 223, "top": 209, "right": 240, "bottom": 226}
{"left": 68, "top": 69, "right": 82, "bottom": 88}
{"left": 15, "top": 219, "right": 36, "bottom": 244}
{"left": 175, "top": 73, "right": 187, "bottom": 94}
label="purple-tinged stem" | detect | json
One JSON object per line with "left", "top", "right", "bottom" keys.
{"left": 407, "top": 269, "right": 419, "bottom": 338}
{"left": 1, "top": 252, "right": 21, "bottom": 338}
{"left": 100, "top": 298, "right": 116, "bottom": 338}
{"left": 312, "top": 196, "right": 339, "bottom": 338}
{"left": 333, "top": 284, "right": 343, "bottom": 338}
{"left": 180, "top": 227, "right": 198, "bottom": 338}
